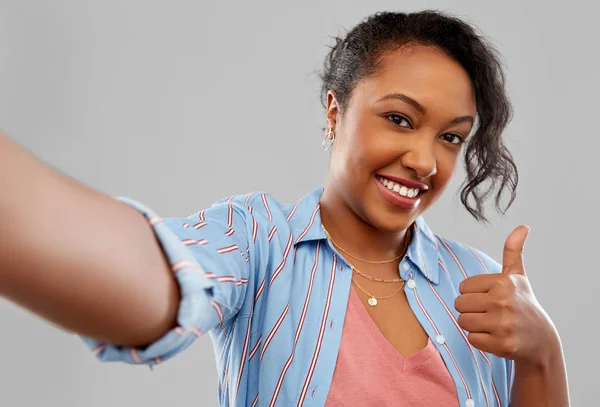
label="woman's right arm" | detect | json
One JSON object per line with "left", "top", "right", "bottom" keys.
{"left": 0, "top": 131, "right": 181, "bottom": 348}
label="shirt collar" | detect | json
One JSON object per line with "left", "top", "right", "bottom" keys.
{"left": 405, "top": 217, "right": 440, "bottom": 284}
{"left": 289, "top": 188, "right": 440, "bottom": 285}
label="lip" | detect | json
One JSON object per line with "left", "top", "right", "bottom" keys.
{"left": 375, "top": 177, "right": 423, "bottom": 210}
{"left": 377, "top": 174, "right": 429, "bottom": 191}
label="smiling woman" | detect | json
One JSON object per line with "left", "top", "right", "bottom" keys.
{"left": 0, "top": 9, "right": 569, "bottom": 407}
{"left": 321, "top": 44, "right": 480, "bottom": 238}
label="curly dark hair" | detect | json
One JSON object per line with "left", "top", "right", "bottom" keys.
{"left": 320, "top": 10, "right": 518, "bottom": 222}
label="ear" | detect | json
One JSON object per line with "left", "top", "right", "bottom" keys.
{"left": 326, "top": 90, "right": 339, "bottom": 130}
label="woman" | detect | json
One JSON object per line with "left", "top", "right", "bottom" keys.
{"left": 0, "top": 10, "right": 569, "bottom": 407}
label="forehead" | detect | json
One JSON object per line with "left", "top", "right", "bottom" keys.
{"left": 355, "top": 44, "right": 476, "bottom": 114}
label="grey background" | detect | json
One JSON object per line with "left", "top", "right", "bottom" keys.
{"left": 0, "top": 0, "right": 595, "bottom": 406}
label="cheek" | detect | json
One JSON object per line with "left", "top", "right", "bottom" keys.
{"left": 431, "top": 150, "right": 461, "bottom": 191}
{"left": 349, "top": 116, "right": 397, "bottom": 166}
{"left": 337, "top": 116, "right": 382, "bottom": 172}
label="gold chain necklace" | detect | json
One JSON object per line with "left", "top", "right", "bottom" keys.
{"left": 322, "top": 225, "right": 410, "bottom": 284}
{"left": 352, "top": 266, "right": 403, "bottom": 283}
{"left": 352, "top": 277, "right": 405, "bottom": 307}
{"left": 322, "top": 224, "right": 411, "bottom": 306}
{"left": 322, "top": 225, "right": 410, "bottom": 265}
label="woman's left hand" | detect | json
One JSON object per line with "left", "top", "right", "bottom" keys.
{"left": 454, "top": 226, "right": 559, "bottom": 365}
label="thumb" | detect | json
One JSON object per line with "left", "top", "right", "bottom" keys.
{"left": 502, "top": 225, "right": 530, "bottom": 275}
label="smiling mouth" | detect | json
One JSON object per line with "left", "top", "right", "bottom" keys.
{"left": 376, "top": 175, "right": 425, "bottom": 198}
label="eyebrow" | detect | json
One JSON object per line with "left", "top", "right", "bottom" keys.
{"left": 377, "top": 93, "right": 475, "bottom": 126}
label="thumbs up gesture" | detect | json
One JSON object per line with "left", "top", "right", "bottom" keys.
{"left": 454, "top": 226, "right": 558, "bottom": 364}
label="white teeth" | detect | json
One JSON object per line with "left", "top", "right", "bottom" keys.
{"left": 378, "top": 176, "right": 421, "bottom": 198}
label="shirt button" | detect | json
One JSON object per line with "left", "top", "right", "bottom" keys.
{"left": 407, "top": 279, "right": 416, "bottom": 289}
{"left": 402, "top": 262, "right": 410, "bottom": 271}
{"left": 465, "top": 399, "right": 475, "bottom": 407}
{"left": 436, "top": 334, "right": 445, "bottom": 345}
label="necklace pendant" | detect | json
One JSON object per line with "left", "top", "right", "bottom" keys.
{"left": 368, "top": 297, "right": 378, "bottom": 307}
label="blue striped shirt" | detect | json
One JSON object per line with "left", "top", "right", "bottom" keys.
{"left": 82, "top": 188, "right": 513, "bottom": 407}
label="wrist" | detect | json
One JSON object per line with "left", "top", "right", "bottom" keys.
{"left": 517, "top": 331, "right": 563, "bottom": 372}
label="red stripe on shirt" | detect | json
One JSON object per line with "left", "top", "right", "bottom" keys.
{"left": 130, "top": 349, "right": 141, "bottom": 363}
{"left": 217, "top": 244, "right": 239, "bottom": 254}
{"left": 296, "top": 254, "right": 337, "bottom": 407}
{"left": 219, "top": 322, "right": 228, "bottom": 337}
{"left": 294, "top": 204, "right": 320, "bottom": 244}
{"left": 252, "top": 215, "right": 258, "bottom": 242}
{"left": 269, "top": 242, "right": 321, "bottom": 407}
{"left": 438, "top": 259, "right": 450, "bottom": 277}
{"left": 203, "top": 273, "right": 248, "bottom": 285}
{"left": 418, "top": 245, "right": 431, "bottom": 280}
{"left": 182, "top": 238, "right": 208, "bottom": 246}
{"left": 260, "top": 303, "right": 290, "bottom": 362}
{"left": 468, "top": 246, "right": 490, "bottom": 274}
{"left": 411, "top": 273, "right": 472, "bottom": 399}
{"left": 212, "top": 300, "right": 224, "bottom": 322}
{"left": 426, "top": 278, "right": 495, "bottom": 407}
{"left": 189, "top": 325, "right": 202, "bottom": 337}
{"left": 261, "top": 194, "right": 273, "bottom": 221}
{"left": 248, "top": 335, "right": 262, "bottom": 361}
{"left": 171, "top": 259, "right": 200, "bottom": 272}
{"left": 268, "top": 225, "right": 277, "bottom": 242}
{"left": 148, "top": 216, "right": 162, "bottom": 225}
{"left": 436, "top": 248, "right": 502, "bottom": 406}
{"left": 268, "top": 232, "right": 293, "bottom": 288}
{"left": 193, "top": 221, "right": 208, "bottom": 229}
{"left": 286, "top": 198, "right": 302, "bottom": 222}
{"left": 509, "top": 360, "right": 515, "bottom": 399}
{"left": 91, "top": 344, "right": 105, "bottom": 358}
{"left": 228, "top": 204, "right": 233, "bottom": 227}
{"left": 234, "top": 308, "right": 254, "bottom": 404}
{"left": 439, "top": 238, "right": 469, "bottom": 279}
{"left": 255, "top": 276, "right": 266, "bottom": 303}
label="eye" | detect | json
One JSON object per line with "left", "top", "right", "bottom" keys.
{"left": 385, "top": 113, "right": 413, "bottom": 128}
{"left": 440, "top": 133, "right": 465, "bottom": 145}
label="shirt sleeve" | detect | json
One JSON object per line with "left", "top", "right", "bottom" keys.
{"left": 80, "top": 195, "right": 255, "bottom": 368}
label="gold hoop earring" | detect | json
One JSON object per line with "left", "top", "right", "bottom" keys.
{"left": 322, "top": 127, "right": 335, "bottom": 151}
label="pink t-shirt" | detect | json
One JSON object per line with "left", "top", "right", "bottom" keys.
{"left": 325, "top": 286, "right": 459, "bottom": 406}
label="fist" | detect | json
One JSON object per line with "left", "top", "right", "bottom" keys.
{"left": 454, "top": 226, "right": 557, "bottom": 363}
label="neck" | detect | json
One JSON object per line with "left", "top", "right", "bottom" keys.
{"left": 319, "top": 185, "right": 410, "bottom": 261}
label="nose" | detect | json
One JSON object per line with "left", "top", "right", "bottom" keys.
{"left": 401, "top": 138, "right": 437, "bottom": 179}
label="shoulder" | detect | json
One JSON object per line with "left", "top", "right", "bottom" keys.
{"left": 211, "top": 191, "right": 295, "bottom": 221}
{"left": 434, "top": 234, "right": 502, "bottom": 277}
{"left": 212, "top": 189, "right": 321, "bottom": 224}
{"left": 205, "top": 190, "right": 318, "bottom": 242}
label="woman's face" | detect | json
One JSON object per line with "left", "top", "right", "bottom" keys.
{"left": 326, "top": 44, "right": 477, "bottom": 232}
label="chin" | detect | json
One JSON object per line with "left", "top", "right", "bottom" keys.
{"left": 364, "top": 204, "right": 419, "bottom": 233}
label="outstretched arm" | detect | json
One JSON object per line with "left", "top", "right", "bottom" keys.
{"left": 0, "top": 131, "right": 180, "bottom": 347}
